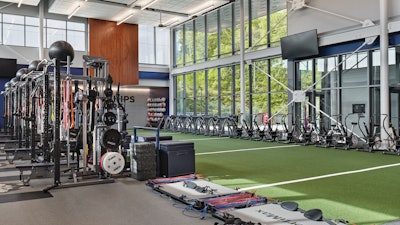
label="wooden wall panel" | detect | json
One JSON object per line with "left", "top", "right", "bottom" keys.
{"left": 88, "top": 19, "right": 138, "bottom": 85}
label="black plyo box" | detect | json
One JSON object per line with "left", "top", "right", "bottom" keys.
{"left": 159, "top": 141, "right": 195, "bottom": 178}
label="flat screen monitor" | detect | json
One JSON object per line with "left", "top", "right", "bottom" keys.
{"left": 0, "top": 58, "right": 17, "bottom": 78}
{"left": 280, "top": 29, "right": 319, "bottom": 60}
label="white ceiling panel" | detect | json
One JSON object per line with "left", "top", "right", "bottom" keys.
{"left": 46, "top": 0, "right": 232, "bottom": 27}
{"left": 0, "top": 0, "right": 40, "bottom": 6}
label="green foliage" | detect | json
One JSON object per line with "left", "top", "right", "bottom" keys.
{"left": 173, "top": 5, "right": 289, "bottom": 117}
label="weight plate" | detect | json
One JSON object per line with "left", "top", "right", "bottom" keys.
{"left": 104, "top": 98, "right": 115, "bottom": 110}
{"left": 103, "top": 111, "right": 117, "bottom": 126}
{"left": 100, "top": 152, "right": 125, "bottom": 174}
{"left": 101, "top": 129, "right": 121, "bottom": 150}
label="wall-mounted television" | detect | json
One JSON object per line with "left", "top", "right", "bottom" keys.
{"left": 0, "top": 58, "right": 17, "bottom": 78}
{"left": 280, "top": 29, "right": 319, "bottom": 60}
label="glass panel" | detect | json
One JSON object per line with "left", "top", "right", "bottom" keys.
{"left": 67, "top": 30, "right": 85, "bottom": 51}
{"left": 196, "top": 71, "right": 206, "bottom": 115}
{"left": 251, "top": 0, "right": 267, "bottom": 50}
{"left": 185, "top": 73, "right": 194, "bottom": 115}
{"left": 195, "top": 15, "right": 206, "bottom": 63}
{"left": 138, "top": 25, "right": 155, "bottom": 64}
{"left": 26, "top": 16, "right": 39, "bottom": 26}
{"left": 208, "top": 68, "right": 219, "bottom": 115}
{"left": 270, "top": 58, "right": 288, "bottom": 115}
{"left": 220, "top": 66, "right": 232, "bottom": 96}
{"left": 342, "top": 52, "right": 368, "bottom": 87}
{"left": 3, "top": 14, "right": 24, "bottom": 24}
{"left": 373, "top": 48, "right": 397, "bottom": 85}
{"left": 176, "top": 75, "right": 184, "bottom": 114}
{"left": 253, "top": 60, "right": 268, "bottom": 93}
{"left": 47, "top": 19, "right": 66, "bottom": 29}
{"left": 269, "top": 6, "right": 287, "bottom": 47}
{"left": 252, "top": 60, "right": 269, "bottom": 118}
{"left": 298, "top": 60, "right": 313, "bottom": 90}
{"left": 234, "top": 64, "right": 251, "bottom": 118}
{"left": 184, "top": 22, "right": 194, "bottom": 65}
{"left": 46, "top": 28, "right": 66, "bottom": 47}
{"left": 220, "top": 5, "right": 233, "bottom": 58}
{"left": 3, "top": 24, "right": 24, "bottom": 46}
{"left": 173, "top": 26, "right": 184, "bottom": 67}
{"left": 207, "top": 11, "right": 218, "bottom": 61}
{"left": 25, "top": 26, "right": 39, "bottom": 47}
{"left": 67, "top": 21, "right": 85, "bottom": 31}
{"left": 221, "top": 96, "right": 232, "bottom": 116}
{"left": 155, "top": 27, "right": 170, "bottom": 65}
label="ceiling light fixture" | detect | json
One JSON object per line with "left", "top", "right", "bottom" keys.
{"left": 17, "top": 0, "right": 23, "bottom": 7}
{"left": 68, "top": 5, "right": 81, "bottom": 19}
{"left": 190, "top": 4, "right": 214, "bottom": 17}
{"left": 141, "top": 0, "right": 158, "bottom": 10}
{"left": 117, "top": 13, "right": 134, "bottom": 25}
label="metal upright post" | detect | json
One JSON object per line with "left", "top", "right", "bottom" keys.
{"left": 239, "top": 0, "right": 246, "bottom": 122}
{"left": 380, "top": 0, "right": 389, "bottom": 149}
{"left": 53, "top": 59, "right": 61, "bottom": 185}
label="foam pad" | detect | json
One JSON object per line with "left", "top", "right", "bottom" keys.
{"left": 227, "top": 204, "right": 345, "bottom": 225}
{"left": 304, "top": 209, "right": 323, "bottom": 221}
{"left": 155, "top": 179, "right": 238, "bottom": 200}
{"left": 281, "top": 201, "right": 298, "bottom": 211}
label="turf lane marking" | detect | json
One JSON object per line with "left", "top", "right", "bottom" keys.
{"left": 196, "top": 145, "right": 298, "bottom": 155}
{"left": 179, "top": 137, "right": 230, "bottom": 141}
{"left": 239, "top": 162, "right": 400, "bottom": 191}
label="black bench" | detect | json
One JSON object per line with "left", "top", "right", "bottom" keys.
{"left": 15, "top": 160, "right": 78, "bottom": 185}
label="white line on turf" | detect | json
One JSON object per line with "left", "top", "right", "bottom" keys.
{"left": 239, "top": 162, "right": 400, "bottom": 191}
{"left": 178, "top": 137, "right": 230, "bottom": 141}
{"left": 196, "top": 145, "right": 298, "bottom": 155}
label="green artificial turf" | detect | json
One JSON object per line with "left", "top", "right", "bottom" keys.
{"left": 151, "top": 131, "right": 400, "bottom": 225}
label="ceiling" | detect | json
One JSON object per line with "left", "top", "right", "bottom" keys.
{"left": 1, "top": 0, "right": 233, "bottom": 27}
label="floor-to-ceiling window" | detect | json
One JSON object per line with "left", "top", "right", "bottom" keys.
{"left": 172, "top": 0, "right": 288, "bottom": 118}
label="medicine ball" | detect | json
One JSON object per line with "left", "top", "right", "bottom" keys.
{"left": 10, "top": 77, "right": 18, "bottom": 86}
{"left": 48, "top": 40, "right": 75, "bottom": 63}
{"left": 28, "top": 60, "right": 44, "bottom": 72}
{"left": 4, "top": 82, "right": 10, "bottom": 89}
{"left": 16, "top": 68, "right": 28, "bottom": 79}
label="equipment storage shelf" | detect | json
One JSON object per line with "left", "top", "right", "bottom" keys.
{"left": 147, "top": 97, "right": 167, "bottom": 127}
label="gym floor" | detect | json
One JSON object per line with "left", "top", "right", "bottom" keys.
{"left": 1, "top": 131, "right": 400, "bottom": 225}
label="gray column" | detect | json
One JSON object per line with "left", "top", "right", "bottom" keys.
{"left": 39, "top": 0, "right": 45, "bottom": 60}
{"left": 380, "top": 0, "right": 389, "bottom": 149}
{"left": 240, "top": 0, "right": 246, "bottom": 121}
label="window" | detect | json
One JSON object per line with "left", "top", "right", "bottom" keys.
{"left": 67, "top": 21, "right": 85, "bottom": 51}
{"left": 251, "top": 0, "right": 268, "bottom": 50}
{"left": 173, "top": 25, "right": 184, "bottom": 67}
{"left": 220, "top": 5, "right": 233, "bottom": 58}
{"left": 139, "top": 25, "right": 155, "bottom": 64}
{"left": 2, "top": 14, "right": 24, "bottom": 46}
{"left": 3, "top": 23, "right": 24, "bottom": 46}
{"left": 207, "top": 11, "right": 218, "bottom": 61}
{"left": 195, "top": 16, "right": 206, "bottom": 63}
{"left": 184, "top": 21, "right": 194, "bottom": 65}
{"left": 155, "top": 27, "right": 170, "bottom": 65}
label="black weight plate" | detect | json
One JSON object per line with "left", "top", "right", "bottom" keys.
{"left": 101, "top": 129, "right": 121, "bottom": 150}
{"left": 103, "top": 111, "right": 116, "bottom": 126}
